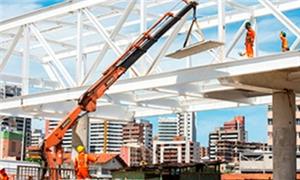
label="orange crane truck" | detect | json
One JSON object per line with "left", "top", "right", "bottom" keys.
{"left": 40, "top": 1, "right": 198, "bottom": 179}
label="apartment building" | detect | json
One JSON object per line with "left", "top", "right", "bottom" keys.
{"left": 121, "top": 120, "right": 153, "bottom": 166}
{"left": 153, "top": 137, "right": 199, "bottom": 164}
{"left": 0, "top": 84, "right": 21, "bottom": 99}
{"left": 158, "top": 118, "right": 178, "bottom": 141}
{"left": 120, "top": 143, "right": 152, "bottom": 166}
{"left": 123, "top": 120, "right": 152, "bottom": 149}
{"left": 0, "top": 130, "right": 22, "bottom": 160}
{"left": 177, "top": 112, "right": 196, "bottom": 141}
{"left": 0, "top": 84, "right": 31, "bottom": 160}
{"left": 30, "top": 129, "right": 44, "bottom": 146}
{"left": 199, "top": 146, "right": 209, "bottom": 159}
{"left": 89, "top": 118, "right": 127, "bottom": 153}
{"left": 215, "top": 140, "right": 267, "bottom": 162}
{"left": 45, "top": 119, "right": 73, "bottom": 152}
{"left": 0, "top": 117, "right": 31, "bottom": 160}
{"left": 209, "top": 116, "right": 246, "bottom": 160}
{"left": 158, "top": 112, "right": 196, "bottom": 141}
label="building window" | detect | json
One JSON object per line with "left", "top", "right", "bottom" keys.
{"left": 268, "top": 105, "right": 272, "bottom": 111}
{"left": 296, "top": 119, "right": 300, "bottom": 125}
{"left": 267, "top": 119, "right": 272, "bottom": 125}
{"left": 11, "top": 142, "right": 16, "bottom": 153}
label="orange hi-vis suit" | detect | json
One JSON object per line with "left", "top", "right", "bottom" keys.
{"left": 245, "top": 27, "right": 255, "bottom": 58}
{"left": 280, "top": 34, "right": 289, "bottom": 52}
{"left": 0, "top": 169, "right": 9, "bottom": 180}
{"left": 74, "top": 152, "right": 97, "bottom": 179}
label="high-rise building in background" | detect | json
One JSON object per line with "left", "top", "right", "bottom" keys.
{"left": 120, "top": 143, "right": 152, "bottom": 167}
{"left": 45, "top": 119, "right": 72, "bottom": 152}
{"left": 237, "top": 105, "right": 300, "bottom": 173}
{"left": 215, "top": 140, "right": 267, "bottom": 162}
{"left": 199, "top": 146, "right": 209, "bottom": 159}
{"left": 158, "top": 118, "right": 178, "bottom": 141}
{"left": 209, "top": 116, "right": 246, "bottom": 160}
{"left": 89, "top": 118, "right": 127, "bottom": 153}
{"left": 0, "top": 117, "right": 31, "bottom": 160}
{"left": 0, "top": 84, "right": 21, "bottom": 99}
{"left": 158, "top": 112, "right": 196, "bottom": 141}
{"left": 153, "top": 136, "right": 199, "bottom": 164}
{"left": 155, "top": 112, "right": 198, "bottom": 164}
{"left": 120, "top": 120, "right": 153, "bottom": 166}
{"left": 0, "top": 84, "right": 31, "bottom": 160}
{"left": 30, "top": 129, "right": 44, "bottom": 146}
{"left": 0, "top": 130, "right": 22, "bottom": 160}
{"left": 177, "top": 112, "right": 196, "bottom": 141}
{"left": 122, "top": 120, "right": 153, "bottom": 149}
{"left": 208, "top": 116, "right": 267, "bottom": 172}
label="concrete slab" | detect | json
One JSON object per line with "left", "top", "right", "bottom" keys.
{"left": 166, "top": 40, "right": 223, "bottom": 59}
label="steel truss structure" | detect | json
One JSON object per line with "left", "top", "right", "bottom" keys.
{"left": 0, "top": 0, "right": 300, "bottom": 120}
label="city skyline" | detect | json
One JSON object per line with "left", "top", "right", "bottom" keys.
{"left": 1, "top": 0, "right": 297, "bottom": 148}
{"left": 31, "top": 106, "right": 267, "bottom": 147}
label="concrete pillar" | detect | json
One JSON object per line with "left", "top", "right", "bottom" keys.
{"left": 272, "top": 90, "right": 296, "bottom": 180}
{"left": 72, "top": 114, "right": 89, "bottom": 160}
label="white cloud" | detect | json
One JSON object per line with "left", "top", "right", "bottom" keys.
{"left": 0, "top": 1, "right": 42, "bottom": 21}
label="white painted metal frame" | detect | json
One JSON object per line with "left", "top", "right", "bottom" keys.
{"left": 0, "top": 0, "right": 300, "bottom": 120}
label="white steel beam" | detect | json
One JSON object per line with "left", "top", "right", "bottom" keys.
{"left": 0, "top": 73, "right": 59, "bottom": 89}
{"left": 38, "top": 0, "right": 300, "bottom": 62}
{"left": 291, "top": 38, "right": 300, "bottom": 50}
{"left": 1, "top": 51, "right": 299, "bottom": 110}
{"left": 0, "top": 0, "right": 119, "bottom": 32}
{"left": 0, "top": 27, "right": 23, "bottom": 72}
{"left": 225, "top": 20, "right": 248, "bottom": 57}
{"left": 146, "top": 13, "right": 188, "bottom": 75}
{"left": 140, "top": 0, "right": 147, "bottom": 33}
{"left": 76, "top": 10, "right": 84, "bottom": 85}
{"left": 1, "top": 51, "right": 300, "bottom": 117}
{"left": 82, "top": 0, "right": 137, "bottom": 84}
{"left": 83, "top": 8, "right": 140, "bottom": 77}
{"left": 20, "top": 0, "right": 174, "bottom": 40}
{"left": 225, "top": 0, "right": 253, "bottom": 13}
{"left": 22, "top": 25, "right": 30, "bottom": 95}
{"left": 218, "top": 0, "right": 226, "bottom": 62}
{"left": 29, "top": 24, "right": 76, "bottom": 87}
{"left": 252, "top": 17, "right": 259, "bottom": 57}
{"left": 258, "top": 0, "right": 300, "bottom": 39}
{"left": 42, "top": 63, "right": 63, "bottom": 87}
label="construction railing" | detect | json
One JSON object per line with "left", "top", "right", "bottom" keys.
{"left": 16, "top": 166, "right": 75, "bottom": 180}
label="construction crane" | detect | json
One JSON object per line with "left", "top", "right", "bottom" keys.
{"left": 41, "top": 1, "right": 198, "bottom": 179}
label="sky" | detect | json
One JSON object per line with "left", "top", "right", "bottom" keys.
{"left": 1, "top": 0, "right": 299, "bottom": 147}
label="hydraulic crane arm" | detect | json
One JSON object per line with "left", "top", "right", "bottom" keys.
{"left": 42, "top": 1, "right": 198, "bottom": 177}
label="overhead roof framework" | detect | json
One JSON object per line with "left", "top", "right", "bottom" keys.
{"left": 0, "top": 0, "right": 300, "bottom": 120}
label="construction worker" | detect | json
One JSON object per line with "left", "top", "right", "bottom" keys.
{"left": 280, "top": 31, "right": 289, "bottom": 52}
{"left": 0, "top": 168, "right": 9, "bottom": 180}
{"left": 74, "top": 145, "right": 97, "bottom": 179}
{"left": 239, "top": 22, "right": 256, "bottom": 58}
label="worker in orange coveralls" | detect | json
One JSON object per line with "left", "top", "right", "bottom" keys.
{"left": 239, "top": 22, "right": 256, "bottom": 58}
{"left": 280, "top": 31, "right": 289, "bottom": 52}
{"left": 0, "top": 168, "right": 9, "bottom": 180}
{"left": 74, "top": 145, "right": 98, "bottom": 179}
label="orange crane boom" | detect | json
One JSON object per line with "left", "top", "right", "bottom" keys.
{"left": 41, "top": 1, "right": 198, "bottom": 179}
